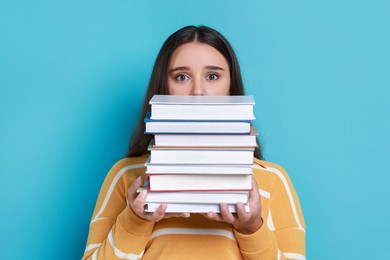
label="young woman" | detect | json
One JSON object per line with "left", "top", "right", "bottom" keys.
{"left": 82, "top": 25, "right": 305, "bottom": 260}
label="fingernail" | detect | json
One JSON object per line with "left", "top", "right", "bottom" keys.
{"left": 140, "top": 190, "right": 147, "bottom": 198}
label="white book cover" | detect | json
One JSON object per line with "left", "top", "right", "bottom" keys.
{"left": 148, "top": 145, "right": 255, "bottom": 165}
{"left": 148, "top": 174, "right": 252, "bottom": 191}
{"left": 151, "top": 105, "right": 255, "bottom": 120}
{"left": 137, "top": 187, "right": 249, "bottom": 204}
{"left": 145, "top": 202, "right": 250, "bottom": 213}
{"left": 153, "top": 126, "right": 258, "bottom": 147}
{"left": 149, "top": 95, "right": 255, "bottom": 105}
{"left": 145, "top": 160, "right": 253, "bottom": 175}
{"left": 145, "top": 120, "right": 251, "bottom": 134}
{"left": 149, "top": 95, "right": 255, "bottom": 120}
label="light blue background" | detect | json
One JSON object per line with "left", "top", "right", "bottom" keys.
{"left": 1, "top": 1, "right": 389, "bottom": 259}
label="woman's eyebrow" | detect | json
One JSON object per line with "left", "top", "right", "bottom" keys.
{"left": 205, "top": 66, "right": 225, "bottom": 71}
{"left": 169, "top": 66, "right": 190, "bottom": 73}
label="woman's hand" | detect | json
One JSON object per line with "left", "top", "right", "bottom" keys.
{"left": 203, "top": 177, "right": 263, "bottom": 234}
{"left": 127, "top": 176, "right": 190, "bottom": 222}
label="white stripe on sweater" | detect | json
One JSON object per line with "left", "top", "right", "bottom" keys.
{"left": 259, "top": 188, "right": 270, "bottom": 199}
{"left": 85, "top": 243, "right": 101, "bottom": 253}
{"left": 92, "top": 248, "right": 98, "bottom": 260}
{"left": 108, "top": 230, "right": 144, "bottom": 259}
{"left": 267, "top": 209, "right": 276, "bottom": 231}
{"left": 254, "top": 164, "right": 305, "bottom": 232}
{"left": 150, "top": 228, "right": 237, "bottom": 241}
{"left": 283, "top": 252, "right": 306, "bottom": 260}
{"left": 91, "top": 164, "right": 145, "bottom": 223}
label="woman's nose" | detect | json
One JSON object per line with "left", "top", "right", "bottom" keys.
{"left": 190, "top": 79, "right": 204, "bottom": 96}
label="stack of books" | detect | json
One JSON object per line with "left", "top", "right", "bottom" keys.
{"left": 141, "top": 95, "right": 257, "bottom": 213}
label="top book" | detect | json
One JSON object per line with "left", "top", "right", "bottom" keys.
{"left": 149, "top": 95, "right": 256, "bottom": 120}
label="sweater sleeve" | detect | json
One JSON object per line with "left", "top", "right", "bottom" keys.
{"left": 82, "top": 159, "right": 155, "bottom": 260}
{"left": 234, "top": 162, "right": 306, "bottom": 260}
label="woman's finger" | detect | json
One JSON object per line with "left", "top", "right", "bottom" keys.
{"left": 151, "top": 203, "right": 167, "bottom": 222}
{"left": 132, "top": 189, "right": 147, "bottom": 214}
{"left": 128, "top": 176, "right": 144, "bottom": 199}
{"left": 220, "top": 203, "right": 235, "bottom": 224}
{"left": 236, "top": 202, "right": 250, "bottom": 221}
{"left": 249, "top": 178, "right": 261, "bottom": 204}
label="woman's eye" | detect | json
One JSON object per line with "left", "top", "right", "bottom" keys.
{"left": 206, "top": 73, "right": 219, "bottom": 81}
{"left": 175, "top": 74, "right": 189, "bottom": 81}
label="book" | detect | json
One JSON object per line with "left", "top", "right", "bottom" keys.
{"left": 137, "top": 187, "right": 249, "bottom": 204}
{"left": 144, "top": 202, "right": 250, "bottom": 213}
{"left": 145, "top": 160, "right": 253, "bottom": 175}
{"left": 149, "top": 95, "right": 255, "bottom": 120}
{"left": 148, "top": 144, "right": 255, "bottom": 165}
{"left": 148, "top": 174, "right": 252, "bottom": 191}
{"left": 144, "top": 113, "right": 251, "bottom": 134}
{"left": 153, "top": 126, "right": 258, "bottom": 147}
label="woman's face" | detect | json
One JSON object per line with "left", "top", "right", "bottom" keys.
{"left": 168, "top": 42, "right": 231, "bottom": 96}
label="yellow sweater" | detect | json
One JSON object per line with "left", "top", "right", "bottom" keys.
{"left": 82, "top": 154, "right": 305, "bottom": 259}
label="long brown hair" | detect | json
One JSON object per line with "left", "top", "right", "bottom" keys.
{"left": 126, "top": 25, "right": 262, "bottom": 159}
